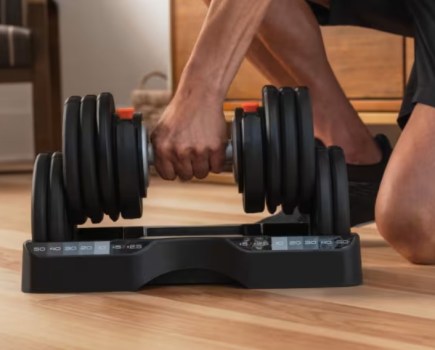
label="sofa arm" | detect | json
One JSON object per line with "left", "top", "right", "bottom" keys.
{"left": 0, "top": 24, "right": 32, "bottom": 67}
{"left": 0, "top": 0, "right": 27, "bottom": 26}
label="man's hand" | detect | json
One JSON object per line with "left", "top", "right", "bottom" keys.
{"left": 151, "top": 93, "right": 227, "bottom": 181}
{"left": 151, "top": 0, "right": 273, "bottom": 181}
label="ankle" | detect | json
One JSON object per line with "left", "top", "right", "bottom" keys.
{"left": 343, "top": 135, "right": 383, "bottom": 165}
{"left": 310, "top": 96, "right": 383, "bottom": 165}
{"left": 315, "top": 117, "right": 383, "bottom": 164}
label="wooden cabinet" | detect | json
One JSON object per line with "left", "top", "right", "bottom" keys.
{"left": 321, "top": 28, "right": 404, "bottom": 99}
{"left": 171, "top": 0, "right": 411, "bottom": 147}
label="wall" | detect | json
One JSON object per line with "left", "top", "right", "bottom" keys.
{"left": 0, "top": 0, "right": 171, "bottom": 161}
{"left": 58, "top": 0, "right": 170, "bottom": 104}
{"left": 0, "top": 84, "right": 33, "bottom": 162}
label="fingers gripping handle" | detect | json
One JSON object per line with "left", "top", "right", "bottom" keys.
{"left": 144, "top": 131, "right": 234, "bottom": 166}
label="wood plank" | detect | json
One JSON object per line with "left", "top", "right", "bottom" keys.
{"left": 1, "top": 174, "right": 435, "bottom": 349}
{"left": 321, "top": 28, "right": 404, "bottom": 99}
{"left": 223, "top": 99, "right": 403, "bottom": 113}
{"left": 350, "top": 99, "right": 402, "bottom": 113}
{"left": 224, "top": 110, "right": 398, "bottom": 126}
{"left": 0, "top": 68, "right": 32, "bottom": 83}
{"left": 358, "top": 112, "right": 397, "bottom": 125}
{"left": 0, "top": 161, "right": 33, "bottom": 174}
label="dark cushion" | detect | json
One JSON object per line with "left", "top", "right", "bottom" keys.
{"left": 0, "top": 0, "right": 25, "bottom": 26}
{"left": 0, "top": 25, "right": 31, "bottom": 67}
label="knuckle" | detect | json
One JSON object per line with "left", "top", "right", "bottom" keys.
{"left": 209, "top": 141, "right": 224, "bottom": 153}
{"left": 193, "top": 145, "right": 208, "bottom": 157}
{"left": 176, "top": 145, "right": 193, "bottom": 159}
{"left": 158, "top": 142, "right": 172, "bottom": 156}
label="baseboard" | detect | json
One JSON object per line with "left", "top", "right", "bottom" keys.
{"left": 0, "top": 160, "right": 33, "bottom": 173}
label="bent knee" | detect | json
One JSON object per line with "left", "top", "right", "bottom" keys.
{"left": 376, "top": 183, "right": 435, "bottom": 265}
{"left": 375, "top": 103, "right": 435, "bottom": 264}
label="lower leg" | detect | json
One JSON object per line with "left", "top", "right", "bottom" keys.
{"left": 376, "top": 103, "right": 435, "bottom": 264}
{"left": 248, "top": 0, "right": 381, "bottom": 164}
{"left": 246, "top": 37, "right": 297, "bottom": 87}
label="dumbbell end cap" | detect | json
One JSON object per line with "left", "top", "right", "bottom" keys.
{"left": 117, "top": 108, "right": 135, "bottom": 120}
{"left": 242, "top": 102, "right": 260, "bottom": 113}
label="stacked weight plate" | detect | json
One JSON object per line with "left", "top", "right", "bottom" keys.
{"left": 32, "top": 93, "right": 148, "bottom": 242}
{"left": 63, "top": 94, "right": 146, "bottom": 224}
{"left": 232, "top": 86, "right": 314, "bottom": 214}
{"left": 311, "top": 146, "right": 351, "bottom": 236}
{"left": 232, "top": 86, "right": 350, "bottom": 236}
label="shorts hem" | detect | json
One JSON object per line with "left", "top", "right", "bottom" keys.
{"left": 398, "top": 85, "right": 435, "bottom": 128}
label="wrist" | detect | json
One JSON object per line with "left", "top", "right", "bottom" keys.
{"left": 176, "top": 60, "right": 227, "bottom": 103}
{"left": 170, "top": 83, "right": 225, "bottom": 121}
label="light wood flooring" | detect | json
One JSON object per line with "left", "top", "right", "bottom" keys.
{"left": 1, "top": 174, "right": 435, "bottom": 349}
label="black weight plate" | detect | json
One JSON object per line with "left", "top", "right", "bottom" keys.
{"left": 80, "top": 95, "right": 104, "bottom": 223}
{"left": 232, "top": 108, "right": 244, "bottom": 193}
{"left": 62, "top": 96, "right": 86, "bottom": 224}
{"left": 97, "top": 93, "right": 119, "bottom": 221}
{"left": 31, "top": 153, "right": 51, "bottom": 242}
{"left": 48, "top": 153, "right": 75, "bottom": 242}
{"left": 241, "top": 114, "right": 265, "bottom": 213}
{"left": 311, "top": 147, "right": 334, "bottom": 235}
{"left": 279, "top": 87, "right": 299, "bottom": 214}
{"left": 329, "top": 146, "right": 351, "bottom": 235}
{"left": 262, "top": 86, "right": 282, "bottom": 213}
{"left": 132, "top": 113, "right": 146, "bottom": 198}
{"left": 295, "top": 87, "right": 316, "bottom": 213}
{"left": 116, "top": 119, "right": 143, "bottom": 219}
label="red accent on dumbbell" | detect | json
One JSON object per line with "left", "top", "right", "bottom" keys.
{"left": 242, "top": 102, "right": 260, "bottom": 113}
{"left": 117, "top": 107, "right": 135, "bottom": 120}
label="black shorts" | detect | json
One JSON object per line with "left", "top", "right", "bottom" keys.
{"left": 309, "top": 0, "right": 435, "bottom": 128}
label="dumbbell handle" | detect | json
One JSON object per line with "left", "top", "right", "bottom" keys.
{"left": 146, "top": 141, "right": 233, "bottom": 165}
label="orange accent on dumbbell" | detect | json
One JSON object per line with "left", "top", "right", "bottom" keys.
{"left": 117, "top": 107, "right": 135, "bottom": 120}
{"left": 241, "top": 102, "right": 260, "bottom": 113}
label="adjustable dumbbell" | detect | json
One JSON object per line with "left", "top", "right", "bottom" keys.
{"left": 31, "top": 85, "right": 351, "bottom": 243}
{"left": 27, "top": 84, "right": 359, "bottom": 295}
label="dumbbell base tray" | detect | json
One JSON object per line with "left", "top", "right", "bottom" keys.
{"left": 22, "top": 224, "right": 362, "bottom": 293}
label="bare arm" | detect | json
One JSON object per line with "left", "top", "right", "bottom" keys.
{"left": 152, "top": 0, "right": 273, "bottom": 180}
{"left": 179, "top": 0, "right": 274, "bottom": 101}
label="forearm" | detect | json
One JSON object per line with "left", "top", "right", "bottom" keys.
{"left": 176, "top": 0, "right": 273, "bottom": 102}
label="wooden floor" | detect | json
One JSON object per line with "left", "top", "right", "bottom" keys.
{"left": 1, "top": 174, "right": 435, "bottom": 350}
